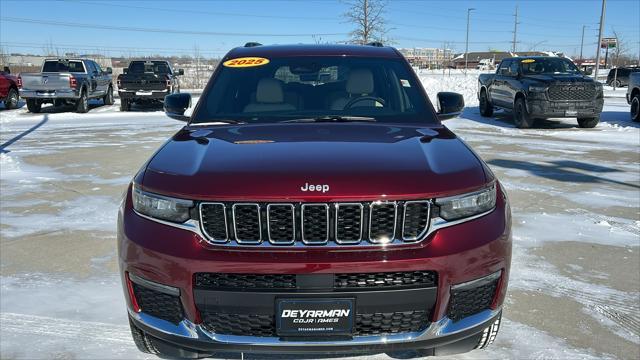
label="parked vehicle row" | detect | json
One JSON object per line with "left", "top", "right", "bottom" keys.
{"left": 478, "top": 56, "right": 604, "bottom": 128}
{"left": 607, "top": 66, "right": 640, "bottom": 87}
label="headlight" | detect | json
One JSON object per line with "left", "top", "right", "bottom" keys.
{"left": 435, "top": 183, "right": 496, "bottom": 221}
{"left": 132, "top": 185, "right": 193, "bottom": 223}
{"left": 528, "top": 85, "right": 547, "bottom": 92}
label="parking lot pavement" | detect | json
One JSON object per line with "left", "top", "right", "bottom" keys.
{"left": 1, "top": 98, "right": 638, "bottom": 359}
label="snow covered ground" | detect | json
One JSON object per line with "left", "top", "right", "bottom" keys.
{"left": 1, "top": 75, "right": 638, "bottom": 359}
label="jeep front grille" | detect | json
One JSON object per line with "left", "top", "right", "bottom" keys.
{"left": 199, "top": 201, "right": 431, "bottom": 246}
{"left": 548, "top": 84, "right": 596, "bottom": 101}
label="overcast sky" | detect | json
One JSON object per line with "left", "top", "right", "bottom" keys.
{"left": 1, "top": 0, "right": 638, "bottom": 58}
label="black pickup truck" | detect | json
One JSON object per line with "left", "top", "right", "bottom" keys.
{"left": 117, "top": 60, "right": 183, "bottom": 111}
{"left": 478, "top": 57, "right": 603, "bottom": 128}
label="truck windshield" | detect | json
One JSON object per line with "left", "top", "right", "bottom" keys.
{"left": 42, "top": 60, "right": 85, "bottom": 73}
{"left": 521, "top": 58, "right": 580, "bottom": 75}
{"left": 128, "top": 61, "right": 171, "bottom": 74}
{"left": 192, "top": 56, "right": 435, "bottom": 124}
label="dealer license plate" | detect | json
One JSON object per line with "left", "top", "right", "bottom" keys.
{"left": 565, "top": 110, "right": 578, "bottom": 116}
{"left": 135, "top": 91, "right": 152, "bottom": 96}
{"left": 276, "top": 298, "right": 354, "bottom": 336}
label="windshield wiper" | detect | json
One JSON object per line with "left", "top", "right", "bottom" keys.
{"left": 281, "top": 116, "right": 376, "bottom": 123}
{"left": 190, "top": 119, "right": 246, "bottom": 125}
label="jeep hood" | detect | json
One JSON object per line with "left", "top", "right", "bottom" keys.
{"left": 142, "top": 123, "right": 487, "bottom": 201}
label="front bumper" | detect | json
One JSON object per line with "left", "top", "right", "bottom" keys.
{"left": 526, "top": 98, "right": 604, "bottom": 118}
{"left": 118, "top": 89, "right": 169, "bottom": 100}
{"left": 19, "top": 89, "right": 80, "bottom": 100}
{"left": 118, "top": 184, "right": 511, "bottom": 354}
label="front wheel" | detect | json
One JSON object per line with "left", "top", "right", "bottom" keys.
{"left": 75, "top": 90, "right": 89, "bottom": 113}
{"left": 631, "top": 94, "right": 640, "bottom": 122}
{"left": 577, "top": 116, "right": 600, "bottom": 128}
{"left": 26, "top": 99, "right": 41, "bottom": 113}
{"left": 4, "top": 88, "right": 19, "bottom": 109}
{"left": 104, "top": 86, "right": 114, "bottom": 105}
{"left": 513, "top": 98, "right": 534, "bottom": 128}
{"left": 479, "top": 90, "right": 494, "bottom": 117}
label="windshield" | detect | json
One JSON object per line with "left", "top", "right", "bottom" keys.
{"left": 192, "top": 56, "right": 434, "bottom": 124}
{"left": 128, "top": 61, "right": 171, "bottom": 74}
{"left": 521, "top": 58, "right": 580, "bottom": 75}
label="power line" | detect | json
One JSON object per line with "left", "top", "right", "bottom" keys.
{"left": 0, "top": 17, "right": 348, "bottom": 37}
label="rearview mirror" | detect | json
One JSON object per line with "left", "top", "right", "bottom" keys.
{"left": 106, "top": 67, "right": 113, "bottom": 74}
{"left": 436, "top": 92, "right": 464, "bottom": 121}
{"left": 177, "top": 69, "right": 185, "bottom": 76}
{"left": 164, "top": 93, "right": 192, "bottom": 121}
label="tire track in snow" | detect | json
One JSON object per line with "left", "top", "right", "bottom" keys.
{"left": 0, "top": 312, "right": 133, "bottom": 344}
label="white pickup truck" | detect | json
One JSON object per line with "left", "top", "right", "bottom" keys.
{"left": 19, "top": 58, "right": 114, "bottom": 113}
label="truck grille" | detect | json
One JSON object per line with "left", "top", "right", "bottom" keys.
{"left": 194, "top": 271, "right": 437, "bottom": 291}
{"left": 200, "top": 310, "right": 429, "bottom": 337}
{"left": 199, "top": 201, "right": 431, "bottom": 246}
{"left": 548, "top": 84, "right": 596, "bottom": 101}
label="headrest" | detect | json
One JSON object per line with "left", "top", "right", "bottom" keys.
{"left": 256, "top": 78, "right": 284, "bottom": 103}
{"left": 346, "top": 68, "right": 374, "bottom": 95}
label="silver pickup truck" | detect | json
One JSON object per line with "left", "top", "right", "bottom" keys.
{"left": 19, "top": 58, "right": 114, "bottom": 113}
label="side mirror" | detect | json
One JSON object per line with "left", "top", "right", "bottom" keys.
{"left": 164, "top": 93, "right": 192, "bottom": 121}
{"left": 106, "top": 67, "right": 113, "bottom": 74}
{"left": 123, "top": 68, "right": 128, "bottom": 74}
{"left": 436, "top": 92, "right": 464, "bottom": 121}
{"left": 3, "top": 66, "right": 10, "bottom": 74}
{"left": 177, "top": 69, "right": 185, "bottom": 76}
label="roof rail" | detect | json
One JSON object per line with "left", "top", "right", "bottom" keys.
{"left": 244, "top": 42, "right": 262, "bottom": 48}
{"left": 366, "top": 42, "right": 384, "bottom": 47}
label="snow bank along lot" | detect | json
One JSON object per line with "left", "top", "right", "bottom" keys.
{"left": 1, "top": 74, "right": 638, "bottom": 360}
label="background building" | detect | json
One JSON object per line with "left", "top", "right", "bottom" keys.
{"left": 398, "top": 48, "right": 454, "bottom": 69}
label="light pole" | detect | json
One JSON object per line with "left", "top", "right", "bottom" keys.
{"left": 580, "top": 25, "right": 586, "bottom": 60}
{"left": 465, "top": 8, "right": 475, "bottom": 72}
{"left": 594, "top": 0, "right": 606, "bottom": 80}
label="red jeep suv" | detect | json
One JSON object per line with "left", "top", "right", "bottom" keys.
{"left": 118, "top": 43, "right": 512, "bottom": 358}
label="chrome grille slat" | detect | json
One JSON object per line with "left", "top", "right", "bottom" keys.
{"left": 200, "top": 201, "right": 434, "bottom": 247}
{"left": 266, "top": 204, "right": 295, "bottom": 245}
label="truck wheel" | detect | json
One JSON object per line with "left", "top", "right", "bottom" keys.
{"left": 513, "top": 98, "right": 534, "bottom": 128}
{"left": 26, "top": 99, "right": 41, "bottom": 113}
{"left": 475, "top": 315, "right": 501, "bottom": 349}
{"left": 609, "top": 79, "right": 621, "bottom": 88}
{"left": 577, "top": 116, "right": 600, "bottom": 128}
{"left": 120, "top": 98, "right": 130, "bottom": 112}
{"left": 76, "top": 90, "right": 89, "bottom": 113}
{"left": 631, "top": 94, "right": 640, "bottom": 122}
{"left": 479, "top": 90, "right": 493, "bottom": 117}
{"left": 4, "top": 88, "right": 19, "bottom": 109}
{"left": 104, "top": 86, "right": 114, "bottom": 105}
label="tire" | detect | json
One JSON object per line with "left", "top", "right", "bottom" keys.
{"left": 128, "top": 319, "right": 158, "bottom": 355}
{"left": 611, "top": 79, "right": 622, "bottom": 88}
{"left": 75, "top": 90, "right": 89, "bottom": 113}
{"left": 479, "top": 89, "right": 494, "bottom": 117}
{"left": 4, "top": 87, "right": 19, "bottom": 109}
{"left": 120, "top": 98, "right": 130, "bottom": 112}
{"left": 513, "top": 97, "right": 534, "bottom": 128}
{"left": 26, "top": 99, "right": 41, "bottom": 113}
{"left": 577, "top": 116, "right": 600, "bottom": 128}
{"left": 631, "top": 94, "right": 640, "bottom": 122}
{"left": 475, "top": 315, "right": 501, "bottom": 349}
{"left": 104, "top": 86, "right": 114, "bottom": 105}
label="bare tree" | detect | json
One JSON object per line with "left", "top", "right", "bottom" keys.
{"left": 611, "top": 30, "right": 630, "bottom": 67}
{"left": 343, "top": 0, "right": 390, "bottom": 45}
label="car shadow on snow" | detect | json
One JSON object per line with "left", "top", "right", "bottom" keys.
{"left": 0, "top": 100, "right": 25, "bottom": 110}
{"left": 600, "top": 110, "right": 639, "bottom": 128}
{"left": 487, "top": 158, "right": 640, "bottom": 189}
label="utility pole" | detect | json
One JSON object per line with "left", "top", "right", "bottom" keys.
{"left": 465, "top": 8, "right": 475, "bottom": 72}
{"left": 580, "top": 25, "right": 586, "bottom": 60}
{"left": 512, "top": 5, "right": 519, "bottom": 53}
{"left": 594, "top": 0, "right": 606, "bottom": 80}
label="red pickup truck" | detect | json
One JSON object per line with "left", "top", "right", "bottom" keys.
{"left": 0, "top": 67, "right": 20, "bottom": 110}
{"left": 118, "top": 43, "right": 512, "bottom": 358}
